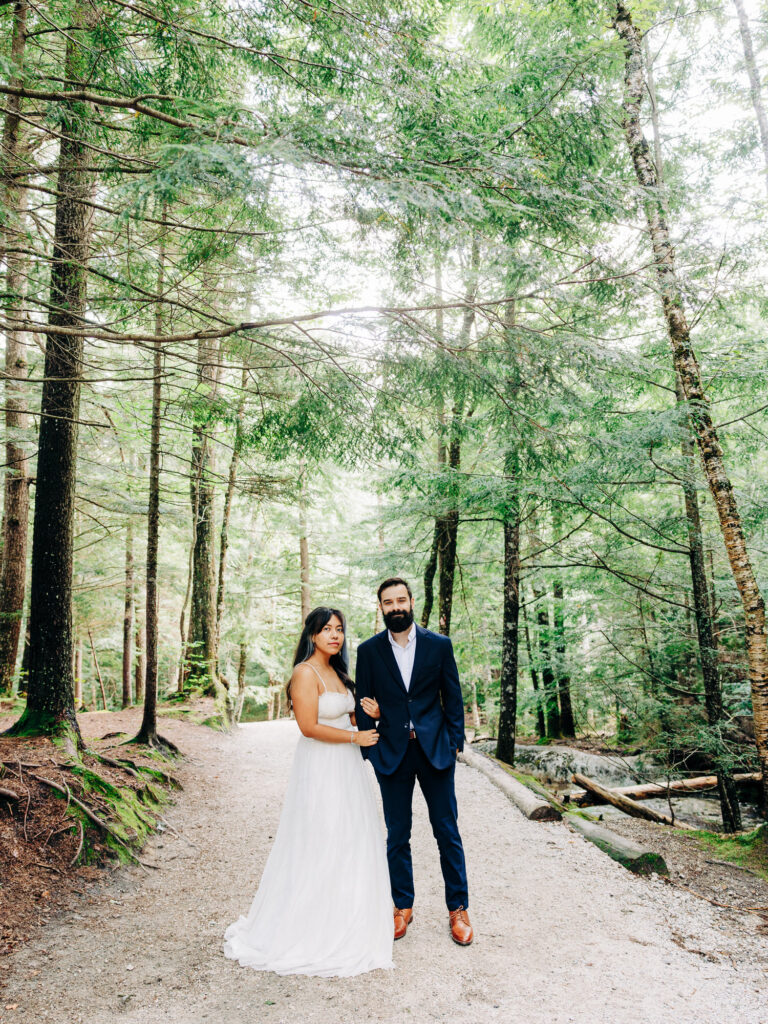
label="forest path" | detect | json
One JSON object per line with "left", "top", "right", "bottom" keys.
{"left": 4, "top": 716, "right": 768, "bottom": 1024}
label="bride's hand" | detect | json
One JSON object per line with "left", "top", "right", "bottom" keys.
{"left": 353, "top": 729, "right": 379, "bottom": 747}
{"left": 360, "top": 697, "right": 381, "bottom": 719}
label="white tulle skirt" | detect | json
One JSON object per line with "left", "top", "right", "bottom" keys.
{"left": 223, "top": 720, "right": 394, "bottom": 978}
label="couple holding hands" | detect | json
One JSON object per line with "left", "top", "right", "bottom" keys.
{"left": 223, "top": 577, "right": 473, "bottom": 978}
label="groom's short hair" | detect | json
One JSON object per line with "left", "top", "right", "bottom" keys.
{"left": 377, "top": 577, "right": 413, "bottom": 602}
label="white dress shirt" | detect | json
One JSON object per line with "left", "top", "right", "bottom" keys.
{"left": 389, "top": 623, "right": 417, "bottom": 728}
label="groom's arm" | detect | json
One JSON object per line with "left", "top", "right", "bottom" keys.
{"left": 440, "top": 638, "right": 465, "bottom": 753}
{"left": 354, "top": 644, "right": 376, "bottom": 733}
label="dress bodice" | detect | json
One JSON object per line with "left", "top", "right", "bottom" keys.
{"left": 317, "top": 687, "right": 355, "bottom": 728}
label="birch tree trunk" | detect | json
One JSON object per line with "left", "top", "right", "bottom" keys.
{"left": 0, "top": 0, "right": 31, "bottom": 695}
{"left": 615, "top": 0, "right": 768, "bottom": 809}
{"left": 6, "top": 0, "right": 94, "bottom": 740}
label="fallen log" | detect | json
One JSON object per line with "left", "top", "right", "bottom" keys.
{"left": 572, "top": 772, "right": 696, "bottom": 829}
{"left": 565, "top": 812, "right": 668, "bottom": 876}
{"left": 461, "top": 747, "right": 561, "bottom": 821}
{"left": 569, "top": 772, "right": 762, "bottom": 808}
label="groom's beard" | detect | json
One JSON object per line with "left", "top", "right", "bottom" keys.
{"left": 383, "top": 608, "right": 414, "bottom": 633}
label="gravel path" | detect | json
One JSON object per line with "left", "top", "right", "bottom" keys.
{"left": 3, "top": 717, "right": 768, "bottom": 1024}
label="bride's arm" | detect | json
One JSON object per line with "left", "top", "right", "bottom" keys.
{"left": 290, "top": 668, "right": 379, "bottom": 747}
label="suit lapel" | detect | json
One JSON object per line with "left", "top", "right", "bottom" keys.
{"left": 409, "top": 624, "right": 431, "bottom": 690}
{"left": 376, "top": 630, "right": 408, "bottom": 693}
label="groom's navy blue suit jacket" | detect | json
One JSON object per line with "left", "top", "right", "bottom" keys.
{"left": 354, "top": 625, "right": 465, "bottom": 775}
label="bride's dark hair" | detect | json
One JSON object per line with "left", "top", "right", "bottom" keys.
{"left": 286, "top": 606, "right": 354, "bottom": 703}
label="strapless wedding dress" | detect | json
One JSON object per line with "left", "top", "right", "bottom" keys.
{"left": 222, "top": 687, "right": 394, "bottom": 977}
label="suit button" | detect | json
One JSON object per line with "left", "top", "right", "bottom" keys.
{"left": 408, "top": 698, "right": 413, "bottom": 703}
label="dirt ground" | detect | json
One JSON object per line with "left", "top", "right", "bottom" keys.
{"left": 2, "top": 711, "right": 768, "bottom": 1024}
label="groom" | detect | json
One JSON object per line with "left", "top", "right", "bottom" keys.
{"left": 355, "top": 577, "right": 473, "bottom": 946}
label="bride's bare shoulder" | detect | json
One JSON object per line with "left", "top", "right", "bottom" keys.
{"left": 290, "top": 663, "right": 318, "bottom": 691}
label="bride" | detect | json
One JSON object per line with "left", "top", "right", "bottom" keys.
{"left": 223, "top": 606, "right": 395, "bottom": 977}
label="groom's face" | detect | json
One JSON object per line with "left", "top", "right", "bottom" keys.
{"left": 379, "top": 584, "right": 415, "bottom": 633}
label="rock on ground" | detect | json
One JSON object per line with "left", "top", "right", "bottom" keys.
{"left": 2, "top": 717, "right": 768, "bottom": 1024}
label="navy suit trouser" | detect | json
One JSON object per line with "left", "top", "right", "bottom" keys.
{"left": 374, "top": 736, "right": 468, "bottom": 912}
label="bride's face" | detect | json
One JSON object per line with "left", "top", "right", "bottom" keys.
{"left": 313, "top": 615, "right": 344, "bottom": 657}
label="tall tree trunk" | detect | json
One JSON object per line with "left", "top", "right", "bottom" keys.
{"left": 299, "top": 470, "right": 311, "bottom": 622}
{"left": 732, "top": 0, "right": 768, "bottom": 195}
{"left": 437, "top": 411, "right": 461, "bottom": 636}
{"left": 553, "top": 578, "right": 576, "bottom": 737}
{"left": 134, "top": 619, "right": 145, "bottom": 704}
{"left": 496, "top": 487, "right": 520, "bottom": 765}
{"left": 552, "top": 508, "right": 576, "bottom": 737}
{"left": 522, "top": 592, "right": 546, "bottom": 737}
{"left": 235, "top": 640, "right": 247, "bottom": 722}
{"left": 186, "top": 335, "right": 219, "bottom": 688}
{"left": 532, "top": 582, "right": 560, "bottom": 737}
{"left": 5, "top": 3, "right": 94, "bottom": 740}
{"left": 422, "top": 254, "right": 446, "bottom": 631}
{"left": 216, "top": 367, "right": 246, "bottom": 651}
{"left": 133, "top": 227, "right": 172, "bottom": 749}
{"left": 421, "top": 520, "right": 441, "bottom": 629}
{"left": 0, "top": 0, "right": 31, "bottom": 697}
{"left": 615, "top": 1, "right": 768, "bottom": 808}
{"left": 122, "top": 521, "right": 134, "bottom": 708}
{"left": 437, "top": 236, "right": 479, "bottom": 636}
{"left": 74, "top": 635, "right": 83, "bottom": 709}
{"left": 676, "top": 377, "right": 741, "bottom": 831}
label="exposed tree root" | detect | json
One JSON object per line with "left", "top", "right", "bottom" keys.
{"left": 25, "top": 770, "right": 156, "bottom": 871}
{"left": 128, "top": 729, "right": 181, "bottom": 757}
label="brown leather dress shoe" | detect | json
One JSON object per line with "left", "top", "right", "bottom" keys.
{"left": 393, "top": 907, "right": 413, "bottom": 940}
{"left": 449, "top": 906, "right": 473, "bottom": 945}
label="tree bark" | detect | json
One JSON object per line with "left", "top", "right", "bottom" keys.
{"left": 88, "top": 630, "right": 107, "bottom": 711}
{"left": 5, "top": 2, "right": 94, "bottom": 740}
{"left": 186, "top": 336, "right": 219, "bottom": 688}
{"left": 552, "top": 578, "right": 576, "bottom": 736}
{"left": 437, "top": 411, "right": 461, "bottom": 636}
{"left": 216, "top": 367, "right": 246, "bottom": 651}
{"left": 235, "top": 640, "right": 247, "bottom": 722}
{"left": 732, "top": 0, "right": 768, "bottom": 196}
{"left": 133, "top": 226, "right": 166, "bottom": 747}
{"left": 675, "top": 377, "right": 742, "bottom": 830}
{"left": 422, "top": 254, "right": 446, "bottom": 631}
{"left": 0, "top": 0, "right": 31, "bottom": 697}
{"left": 437, "top": 237, "right": 478, "bottom": 636}
{"left": 496, "top": 505, "right": 520, "bottom": 765}
{"left": 134, "top": 620, "right": 145, "bottom": 705}
{"left": 522, "top": 592, "right": 546, "bottom": 737}
{"left": 532, "top": 581, "right": 560, "bottom": 737}
{"left": 615, "top": 0, "right": 768, "bottom": 810}
{"left": 122, "top": 521, "right": 134, "bottom": 708}
{"left": 74, "top": 635, "right": 83, "bottom": 709}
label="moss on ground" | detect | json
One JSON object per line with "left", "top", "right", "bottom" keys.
{"left": 695, "top": 824, "right": 768, "bottom": 881}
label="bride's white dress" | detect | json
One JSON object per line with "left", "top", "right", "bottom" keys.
{"left": 222, "top": 685, "right": 394, "bottom": 977}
